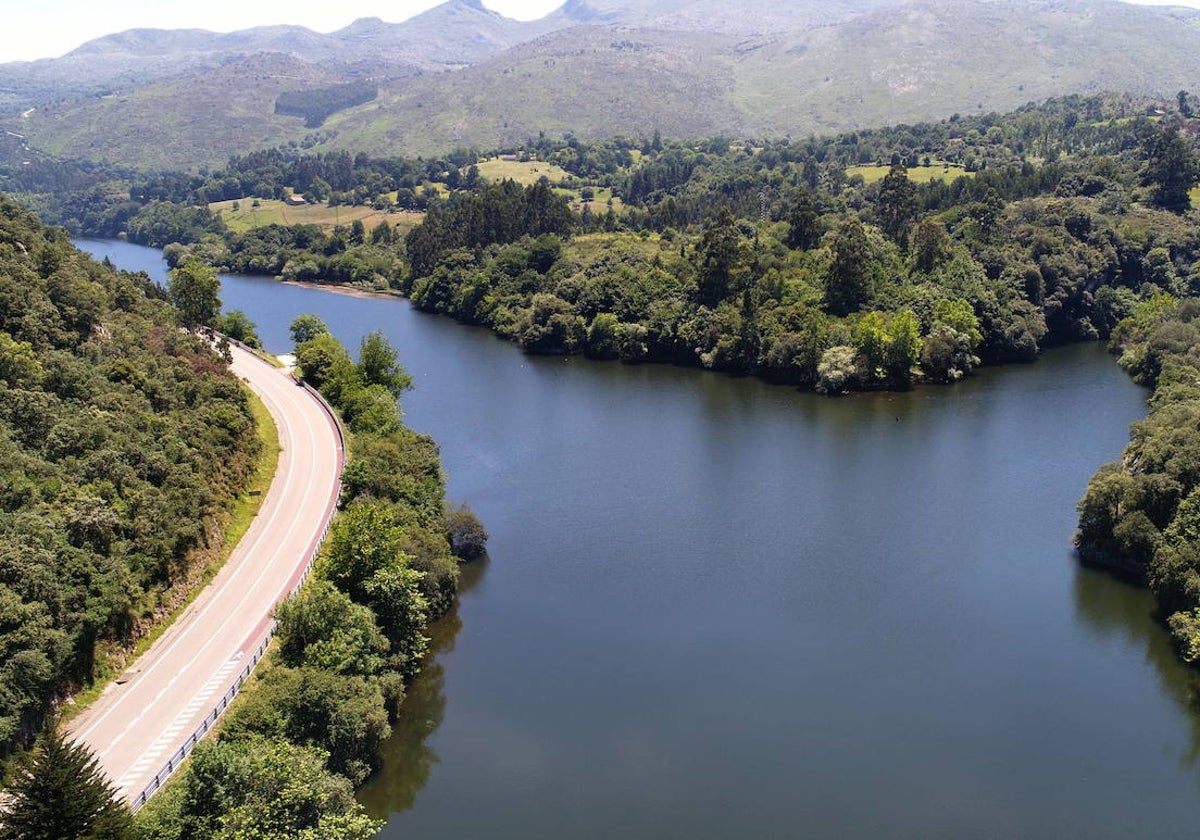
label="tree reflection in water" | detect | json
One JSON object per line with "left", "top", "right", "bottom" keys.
{"left": 357, "top": 557, "right": 487, "bottom": 817}
{"left": 1072, "top": 564, "right": 1200, "bottom": 769}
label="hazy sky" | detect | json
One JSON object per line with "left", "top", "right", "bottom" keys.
{"left": 5, "top": 0, "right": 1200, "bottom": 63}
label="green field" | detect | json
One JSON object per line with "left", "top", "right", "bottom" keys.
{"left": 554, "top": 185, "right": 626, "bottom": 215}
{"left": 209, "top": 198, "right": 423, "bottom": 234}
{"left": 475, "top": 157, "right": 573, "bottom": 185}
{"left": 846, "top": 163, "right": 973, "bottom": 185}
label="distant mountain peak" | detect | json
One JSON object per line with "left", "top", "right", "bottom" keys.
{"left": 558, "top": 0, "right": 620, "bottom": 23}
{"left": 339, "top": 17, "right": 388, "bottom": 35}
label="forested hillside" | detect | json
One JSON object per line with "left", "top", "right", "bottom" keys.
{"left": 0, "top": 196, "right": 260, "bottom": 765}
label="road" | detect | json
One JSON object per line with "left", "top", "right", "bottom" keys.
{"left": 69, "top": 343, "right": 344, "bottom": 806}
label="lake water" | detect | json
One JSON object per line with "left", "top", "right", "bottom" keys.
{"left": 79, "top": 238, "right": 1200, "bottom": 839}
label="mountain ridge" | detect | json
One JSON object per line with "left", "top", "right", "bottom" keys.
{"left": 5, "top": 0, "right": 1200, "bottom": 168}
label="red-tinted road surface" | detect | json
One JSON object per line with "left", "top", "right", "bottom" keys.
{"left": 69, "top": 344, "right": 343, "bottom": 804}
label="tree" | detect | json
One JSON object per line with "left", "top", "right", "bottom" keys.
{"left": 0, "top": 728, "right": 132, "bottom": 840}
{"left": 824, "top": 217, "right": 874, "bottom": 317}
{"left": 586, "top": 313, "right": 621, "bottom": 359}
{"left": 357, "top": 330, "right": 412, "bottom": 398}
{"left": 275, "top": 581, "right": 389, "bottom": 676}
{"left": 319, "top": 499, "right": 408, "bottom": 602}
{"left": 885, "top": 309, "right": 921, "bottom": 379}
{"left": 876, "top": 162, "right": 918, "bottom": 245}
{"left": 853, "top": 311, "right": 891, "bottom": 380}
{"left": 784, "top": 187, "right": 821, "bottom": 251}
{"left": 167, "top": 256, "right": 221, "bottom": 329}
{"left": 289, "top": 314, "right": 330, "bottom": 347}
{"left": 910, "top": 217, "right": 950, "bottom": 274}
{"left": 170, "top": 738, "right": 382, "bottom": 840}
{"left": 221, "top": 668, "right": 390, "bottom": 785}
{"left": 0, "top": 332, "right": 43, "bottom": 387}
{"left": 295, "top": 332, "right": 353, "bottom": 391}
{"left": 444, "top": 503, "right": 488, "bottom": 560}
{"left": 216, "top": 310, "right": 261, "bottom": 348}
{"left": 817, "top": 345, "right": 858, "bottom": 393}
{"left": 1142, "top": 119, "right": 1198, "bottom": 212}
{"left": 696, "top": 207, "right": 743, "bottom": 306}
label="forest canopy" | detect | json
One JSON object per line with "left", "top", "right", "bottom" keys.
{"left": 0, "top": 196, "right": 261, "bottom": 765}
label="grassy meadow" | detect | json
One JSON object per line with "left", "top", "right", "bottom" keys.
{"left": 846, "top": 163, "right": 973, "bottom": 185}
{"left": 475, "top": 156, "right": 572, "bottom": 185}
{"left": 209, "top": 198, "right": 424, "bottom": 234}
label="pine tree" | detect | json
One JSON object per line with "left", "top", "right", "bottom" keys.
{"left": 825, "top": 217, "right": 875, "bottom": 317}
{"left": 0, "top": 729, "right": 132, "bottom": 840}
{"left": 785, "top": 187, "right": 821, "bottom": 251}
{"left": 876, "top": 162, "right": 918, "bottom": 246}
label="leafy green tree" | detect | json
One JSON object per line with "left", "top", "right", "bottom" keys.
{"left": 853, "top": 311, "right": 891, "bottom": 380}
{"left": 0, "top": 728, "right": 132, "bottom": 840}
{"left": 275, "top": 581, "right": 389, "bottom": 676}
{"left": 221, "top": 668, "right": 390, "bottom": 786}
{"left": 886, "top": 309, "right": 921, "bottom": 379}
{"left": 342, "top": 383, "right": 403, "bottom": 436}
{"left": 910, "top": 217, "right": 951, "bottom": 274}
{"left": 164, "top": 738, "right": 381, "bottom": 840}
{"left": 320, "top": 499, "right": 408, "bottom": 602}
{"left": 167, "top": 257, "right": 221, "bottom": 329}
{"left": 356, "top": 331, "right": 412, "bottom": 398}
{"left": 817, "top": 345, "right": 858, "bottom": 393}
{"left": 512, "top": 294, "right": 585, "bottom": 354}
{"left": 0, "top": 333, "right": 43, "bottom": 387}
{"left": 289, "top": 314, "right": 329, "bottom": 347}
{"left": 369, "top": 221, "right": 395, "bottom": 246}
{"left": 586, "top": 313, "right": 621, "bottom": 359}
{"left": 359, "top": 563, "right": 430, "bottom": 678}
{"left": 294, "top": 333, "right": 353, "bottom": 391}
{"left": 215, "top": 310, "right": 260, "bottom": 348}
{"left": 1142, "top": 119, "right": 1198, "bottom": 212}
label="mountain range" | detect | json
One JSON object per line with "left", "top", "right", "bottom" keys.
{"left": 3, "top": 0, "right": 1199, "bottom": 169}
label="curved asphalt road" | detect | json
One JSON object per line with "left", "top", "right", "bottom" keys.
{"left": 69, "top": 343, "right": 344, "bottom": 805}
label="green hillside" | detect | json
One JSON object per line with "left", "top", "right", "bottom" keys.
{"left": 0, "top": 195, "right": 262, "bottom": 762}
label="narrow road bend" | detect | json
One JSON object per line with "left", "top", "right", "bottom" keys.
{"left": 69, "top": 343, "right": 344, "bottom": 805}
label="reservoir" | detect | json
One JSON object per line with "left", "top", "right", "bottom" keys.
{"left": 80, "top": 239, "right": 1200, "bottom": 838}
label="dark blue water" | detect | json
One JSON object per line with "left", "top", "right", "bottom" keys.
{"left": 80, "top": 238, "right": 1200, "bottom": 839}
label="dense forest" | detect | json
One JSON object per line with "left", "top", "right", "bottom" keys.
{"left": 0, "top": 196, "right": 261, "bottom": 766}
{"left": 15, "top": 92, "right": 1196, "bottom": 394}
{"left": 274, "top": 82, "right": 380, "bottom": 129}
